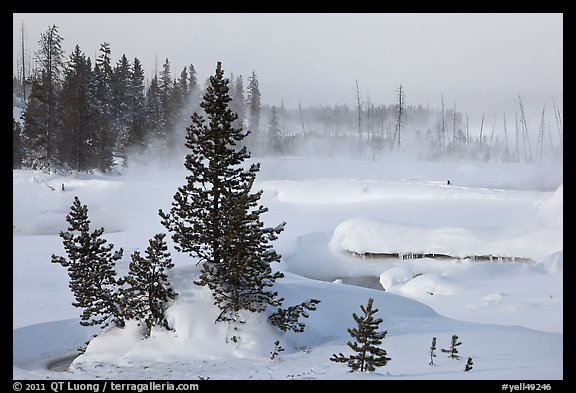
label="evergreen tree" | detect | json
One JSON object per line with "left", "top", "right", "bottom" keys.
{"left": 111, "top": 54, "right": 132, "bottom": 152}
{"left": 199, "top": 173, "right": 286, "bottom": 323}
{"left": 268, "top": 298, "right": 320, "bottom": 332}
{"left": 158, "top": 58, "right": 174, "bottom": 147}
{"left": 267, "top": 106, "right": 283, "bottom": 154}
{"left": 429, "top": 336, "right": 437, "bottom": 366}
{"left": 330, "top": 298, "right": 391, "bottom": 372}
{"left": 122, "top": 233, "right": 177, "bottom": 337}
{"left": 94, "top": 43, "right": 115, "bottom": 172}
{"left": 51, "top": 196, "right": 125, "bottom": 329}
{"left": 464, "top": 357, "right": 473, "bottom": 371}
{"left": 230, "top": 74, "right": 245, "bottom": 129}
{"left": 245, "top": 71, "right": 261, "bottom": 152}
{"left": 144, "top": 74, "right": 164, "bottom": 142}
{"left": 22, "top": 24, "right": 65, "bottom": 170}
{"left": 159, "top": 61, "right": 250, "bottom": 268}
{"left": 270, "top": 340, "right": 284, "bottom": 360}
{"left": 22, "top": 74, "right": 49, "bottom": 168}
{"left": 178, "top": 67, "right": 189, "bottom": 102}
{"left": 159, "top": 62, "right": 319, "bottom": 329}
{"left": 127, "top": 57, "right": 147, "bottom": 153}
{"left": 188, "top": 64, "right": 198, "bottom": 94}
{"left": 58, "top": 45, "right": 98, "bottom": 171}
{"left": 441, "top": 335, "right": 462, "bottom": 360}
{"left": 13, "top": 119, "right": 22, "bottom": 169}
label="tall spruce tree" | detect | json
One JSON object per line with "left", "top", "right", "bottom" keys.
{"left": 22, "top": 24, "right": 64, "bottom": 170}
{"left": 267, "top": 106, "right": 283, "bottom": 154}
{"left": 126, "top": 57, "right": 147, "bottom": 153}
{"left": 144, "top": 74, "right": 163, "bottom": 142}
{"left": 122, "top": 233, "right": 177, "bottom": 337}
{"left": 158, "top": 61, "right": 248, "bottom": 267}
{"left": 111, "top": 54, "right": 132, "bottom": 156}
{"left": 159, "top": 62, "right": 319, "bottom": 329}
{"left": 200, "top": 173, "right": 286, "bottom": 323}
{"left": 51, "top": 196, "right": 125, "bottom": 329}
{"left": 94, "top": 43, "right": 115, "bottom": 172}
{"left": 230, "top": 74, "right": 245, "bottom": 129}
{"left": 13, "top": 119, "right": 22, "bottom": 169}
{"left": 330, "top": 298, "right": 391, "bottom": 372}
{"left": 58, "top": 45, "right": 98, "bottom": 171}
{"left": 245, "top": 71, "right": 261, "bottom": 152}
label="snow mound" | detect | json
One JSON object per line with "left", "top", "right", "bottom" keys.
{"left": 537, "top": 184, "right": 563, "bottom": 227}
{"left": 536, "top": 251, "right": 563, "bottom": 274}
{"left": 72, "top": 266, "right": 439, "bottom": 369}
{"left": 398, "top": 273, "right": 466, "bottom": 298}
{"left": 378, "top": 266, "right": 415, "bottom": 290}
{"left": 330, "top": 217, "right": 552, "bottom": 260}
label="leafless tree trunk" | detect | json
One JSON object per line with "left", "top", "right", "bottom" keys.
{"left": 479, "top": 113, "right": 485, "bottom": 144}
{"left": 392, "top": 84, "right": 404, "bottom": 150}
{"left": 552, "top": 97, "right": 563, "bottom": 148}
{"left": 298, "top": 99, "right": 307, "bottom": 158}
{"left": 440, "top": 93, "right": 446, "bottom": 159}
{"left": 518, "top": 95, "right": 533, "bottom": 163}
{"left": 502, "top": 110, "right": 509, "bottom": 153}
{"left": 515, "top": 111, "right": 520, "bottom": 164}
{"left": 537, "top": 104, "right": 546, "bottom": 162}
{"left": 355, "top": 80, "right": 363, "bottom": 157}
{"left": 488, "top": 114, "right": 497, "bottom": 159}
{"left": 452, "top": 102, "right": 457, "bottom": 143}
{"left": 465, "top": 111, "right": 469, "bottom": 144}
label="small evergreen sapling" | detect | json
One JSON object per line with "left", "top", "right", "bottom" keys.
{"left": 330, "top": 298, "right": 391, "bottom": 372}
{"left": 122, "top": 233, "right": 177, "bottom": 337}
{"left": 429, "top": 337, "right": 437, "bottom": 366}
{"left": 464, "top": 357, "right": 474, "bottom": 371}
{"left": 270, "top": 340, "right": 284, "bottom": 360}
{"left": 442, "top": 335, "right": 462, "bottom": 360}
{"left": 51, "top": 196, "right": 125, "bottom": 329}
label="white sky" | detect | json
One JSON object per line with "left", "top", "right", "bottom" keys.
{"left": 13, "top": 13, "right": 563, "bottom": 112}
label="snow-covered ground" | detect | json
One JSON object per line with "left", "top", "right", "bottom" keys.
{"left": 13, "top": 156, "right": 563, "bottom": 380}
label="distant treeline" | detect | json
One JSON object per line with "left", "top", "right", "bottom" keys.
{"left": 13, "top": 25, "right": 562, "bottom": 173}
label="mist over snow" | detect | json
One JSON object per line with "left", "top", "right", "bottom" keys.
{"left": 13, "top": 151, "right": 562, "bottom": 380}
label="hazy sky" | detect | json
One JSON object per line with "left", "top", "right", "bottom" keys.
{"left": 13, "top": 13, "right": 563, "bottom": 113}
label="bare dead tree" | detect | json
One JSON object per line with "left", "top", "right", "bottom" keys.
{"left": 298, "top": 99, "right": 307, "bottom": 157}
{"left": 502, "top": 109, "right": 509, "bottom": 153}
{"left": 488, "top": 114, "right": 497, "bottom": 158}
{"left": 552, "top": 97, "right": 563, "bottom": 148}
{"left": 515, "top": 111, "right": 520, "bottom": 164}
{"left": 355, "top": 80, "right": 363, "bottom": 157}
{"left": 465, "top": 111, "right": 470, "bottom": 144}
{"left": 452, "top": 102, "right": 457, "bottom": 143}
{"left": 392, "top": 83, "right": 405, "bottom": 151}
{"left": 537, "top": 104, "right": 546, "bottom": 162}
{"left": 518, "top": 95, "right": 533, "bottom": 163}
{"left": 440, "top": 93, "right": 446, "bottom": 159}
{"left": 478, "top": 113, "right": 485, "bottom": 144}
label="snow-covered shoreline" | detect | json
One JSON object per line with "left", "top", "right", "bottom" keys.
{"left": 13, "top": 157, "right": 563, "bottom": 379}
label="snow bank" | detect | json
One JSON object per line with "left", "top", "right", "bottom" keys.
{"left": 379, "top": 266, "right": 415, "bottom": 290}
{"left": 330, "top": 217, "right": 546, "bottom": 259}
{"left": 72, "top": 266, "right": 439, "bottom": 369}
{"left": 13, "top": 319, "right": 100, "bottom": 370}
{"left": 536, "top": 251, "right": 563, "bottom": 274}
{"left": 537, "top": 184, "right": 563, "bottom": 227}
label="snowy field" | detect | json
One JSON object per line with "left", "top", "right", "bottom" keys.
{"left": 13, "top": 156, "right": 563, "bottom": 380}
